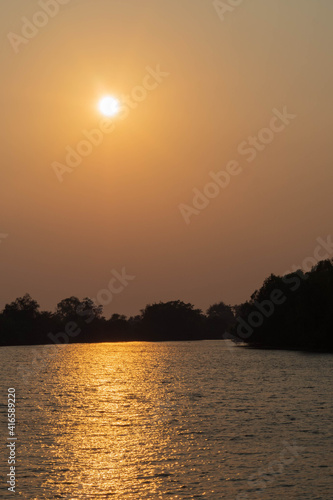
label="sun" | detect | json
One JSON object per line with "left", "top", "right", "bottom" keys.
{"left": 98, "top": 96, "right": 120, "bottom": 117}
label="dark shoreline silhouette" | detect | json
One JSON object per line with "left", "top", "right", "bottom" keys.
{"left": 1, "top": 259, "right": 332, "bottom": 352}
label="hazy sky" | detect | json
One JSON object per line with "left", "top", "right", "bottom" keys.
{"left": 1, "top": 0, "right": 333, "bottom": 317}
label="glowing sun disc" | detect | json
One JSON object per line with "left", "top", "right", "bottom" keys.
{"left": 98, "top": 96, "right": 120, "bottom": 117}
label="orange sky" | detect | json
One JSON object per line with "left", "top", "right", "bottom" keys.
{"left": 1, "top": 0, "right": 333, "bottom": 316}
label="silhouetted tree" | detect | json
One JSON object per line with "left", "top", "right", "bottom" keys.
{"left": 3, "top": 293, "right": 40, "bottom": 321}
{"left": 0, "top": 294, "right": 44, "bottom": 345}
{"left": 56, "top": 296, "right": 103, "bottom": 329}
{"left": 231, "top": 260, "right": 333, "bottom": 351}
{"left": 139, "top": 300, "right": 205, "bottom": 340}
{"left": 206, "top": 302, "right": 235, "bottom": 338}
{"left": 56, "top": 296, "right": 103, "bottom": 324}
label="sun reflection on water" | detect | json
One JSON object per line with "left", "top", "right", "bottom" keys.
{"left": 40, "top": 343, "right": 190, "bottom": 499}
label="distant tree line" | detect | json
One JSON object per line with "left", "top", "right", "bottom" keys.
{"left": 1, "top": 259, "right": 332, "bottom": 351}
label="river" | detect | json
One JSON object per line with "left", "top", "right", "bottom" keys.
{"left": 0, "top": 341, "right": 332, "bottom": 499}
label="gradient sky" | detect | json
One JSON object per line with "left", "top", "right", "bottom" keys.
{"left": 1, "top": 0, "right": 333, "bottom": 317}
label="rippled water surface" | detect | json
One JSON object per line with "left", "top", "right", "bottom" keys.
{"left": 0, "top": 341, "right": 332, "bottom": 499}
